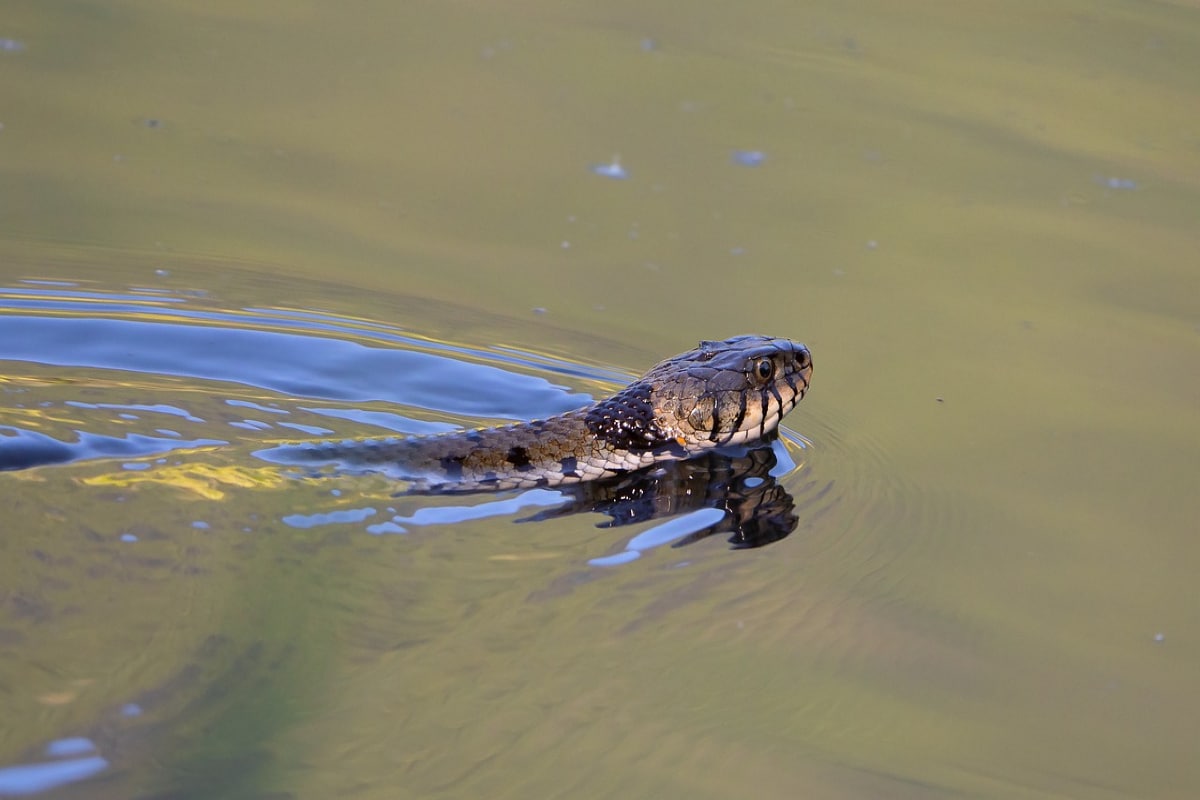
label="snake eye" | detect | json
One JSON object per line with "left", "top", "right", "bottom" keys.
{"left": 754, "top": 358, "right": 775, "bottom": 381}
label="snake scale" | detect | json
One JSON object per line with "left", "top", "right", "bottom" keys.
{"left": 268, "top": 335, "right": 813, "bottom": 492}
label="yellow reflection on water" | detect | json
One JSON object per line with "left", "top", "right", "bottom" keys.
{"left": 81, "top": 462, "right": 280, "bottom": 500}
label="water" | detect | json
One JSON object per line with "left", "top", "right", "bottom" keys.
{"left": 2, "top": 2, "right": 1199, "bottom": 798}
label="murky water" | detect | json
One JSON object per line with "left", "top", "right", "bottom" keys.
{"left": 2, "top": 2, "right": 1199, "bottom": 798}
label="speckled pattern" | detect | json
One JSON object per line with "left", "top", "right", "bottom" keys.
{"left": 280, "top": 335, "right": 812, "bottom": 492}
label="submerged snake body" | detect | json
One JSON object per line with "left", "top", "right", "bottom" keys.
{"left": 274, "top": 335, "right": 812, "bottom": 492}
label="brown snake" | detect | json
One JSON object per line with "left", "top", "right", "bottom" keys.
{"left": 267, "top": 335, "right": 813, "bottom": 492}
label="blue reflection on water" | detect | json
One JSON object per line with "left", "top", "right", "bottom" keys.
{"left": 590, "top": 158, "right": 629, "bottom": 179}
{"left": 225, "top": 399, "right": 288, "bottom": 415}
{"left": 0, "top": 426, "right": 226, "bottom": 471}
{"left": 64, "top": 401, "right": 203, "bottom": 423}
{"left": 301, "top": 407, "right": 454, "bottom": 436}
{"left": 276, "top": 422, "right": 334, "bottom": 436}
{"left": 769, "top": 442, "right": 797, "bottom": 475}
{"left": 382, "top": 489, "right": 567, "bottom": 532}
{"left": 43, "top": 738, "right": 96, "bottom": 758}
{"left": 731, "top": 149, "right": 766, "bottom": 167}
{"left": 282, "top": 507, "right": 377, "bottom": 529}
{"left": 0, "top": 315, "right": 589, "bottom": 419}
{"left": 589, "top": 507, "right": 727, "bottom": 566}
{"left": 366, "top": 521, "right": 407, "bottom": 535}
{"left": 229, "top": 419, "right": 272, "bottom": 431}
{"left": 0, "top": 756, "right": 109, "bottom": 796}
{"left": 284, "top": 490, "right": 570, "bottom": 535}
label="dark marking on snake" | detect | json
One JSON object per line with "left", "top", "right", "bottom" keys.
{"left": 560, "top": 455, "right": 579, "bottom": 478}
{"left": 439, "top": 455, "right": 465, "bottom": 481}
{"left": 506, "top": 446, "right": 533, "bottom": 471}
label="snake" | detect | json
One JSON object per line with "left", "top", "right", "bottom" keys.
{"left": 265, "top": 335, "right": 813, "bottom": 492}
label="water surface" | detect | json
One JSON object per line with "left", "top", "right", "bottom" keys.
{"left": 1, "top": 2, "right": 1198, "bottom": 798}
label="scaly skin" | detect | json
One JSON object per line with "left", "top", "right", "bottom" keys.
{"left": 268, "top": 335, "right": 813, "bottom": 492}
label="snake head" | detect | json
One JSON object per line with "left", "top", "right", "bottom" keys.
{"left": 585, "top": 336, "right": 812, "bottom": 455}
{"left": 650, "top": 336, "right": 813, "bottom": 448}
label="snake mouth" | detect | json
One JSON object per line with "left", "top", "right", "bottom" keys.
{"left": 795, "top": 360, "right": 813, "bottom": 400}
{"left": 762, "top": 344, "right": 812, "bottom": 441}
{"left": 779, "top": 343, "right": 813, "bottom": 405}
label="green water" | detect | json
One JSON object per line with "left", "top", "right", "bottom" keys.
{"left": 2, "top": 2, "right": 1199, "bottom": 798}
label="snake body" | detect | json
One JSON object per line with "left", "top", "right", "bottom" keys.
{"left": 269, "top": 335, "right": 812, "bottom": 492}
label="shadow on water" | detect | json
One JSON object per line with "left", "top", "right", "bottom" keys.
{"left": 527, "top": 442, "right": 814, "bottom": 553}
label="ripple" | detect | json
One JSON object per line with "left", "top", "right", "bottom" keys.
{"left": 0, "top": 277, "right": 624, "bottom": 478}
{"left": 0, "top": 314, "right": 591, "bottom": 418}
{"left": 754, "top": 402, "right": 977, "bottom": 681}
{"left": 793, "top": 404, "right": 951, "bottom": 555}
{"left": 0, "top": 272, "right": 828, "bottom": 561}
